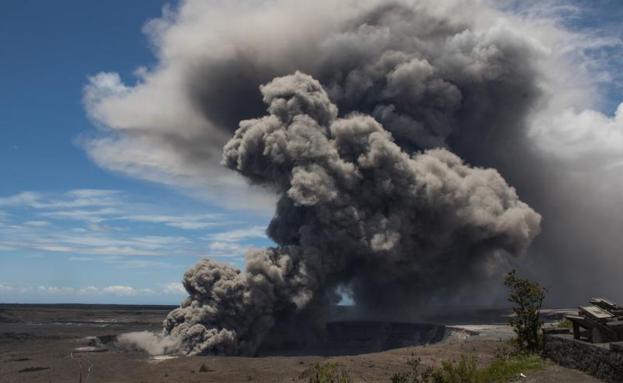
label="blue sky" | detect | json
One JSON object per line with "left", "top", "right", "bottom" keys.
{"left": 1, "top": 1, "right": 621, "bottom": 305}
{"left": 0, "top": 0, "right": 271, "bottom": 304}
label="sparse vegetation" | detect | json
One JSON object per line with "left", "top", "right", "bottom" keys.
{"left": 477, "top": 353, "right": 544, "bottom": 382}
{"left": 555, "top": 319, "right": 572, "bottom": 329}
{"left": 504, "top": 270, "right": 546, "bottom": 353}
{"left": 301, "top": 362, "right": 353, "bottom": 383}
{"left": 432, "top": 356, "right": 479, "bottom": 383}
{"left": 390, "top": 357, "right": 434, "bottom": 383}
{"left": 389, "top": 271, "right": 548, "bottom": 383}
{"left": 389, "top": 354, "right": 544, "bottom": 383}
{"left": 390, "top": 355, "right": 478, "bottom": 383}
{"left": 199, "top": 362, "right": 213, "bottom": 372}
{"left": 387, "top": 271, "right": 549, "bottom": 382}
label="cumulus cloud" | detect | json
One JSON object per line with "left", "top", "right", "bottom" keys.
{"left": 161, "top": 282, "right": 186, "bottom": 295}
{"left": 531, "top": 103, "right": 623, "bottom": 167}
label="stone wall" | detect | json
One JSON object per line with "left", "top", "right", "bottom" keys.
{"left": 544, "top": 334, "right": 623, "bottom": 383}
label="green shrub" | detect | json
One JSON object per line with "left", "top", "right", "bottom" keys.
{"left": 476, "top": 353, "right": 544, "bottom": 383}
{"left": 389, "top": 353, "right": 544, "bottom": 383}
{"left": 301, "top": 362, "right": 353, "bottom": 383}
{"left": 555, "top": 319, "right": 572, "bottom": 329}
{"left": 389, "top": 356, "right": 477, "bottom": 383}
{"left": 390, "top": 357, "right": 434, "bottom": 383}
{"left": 504, "top": 270, "right": 546, "bottom": 353}
{"left": 431, "top": 356, "right": 478, "bottom": 383}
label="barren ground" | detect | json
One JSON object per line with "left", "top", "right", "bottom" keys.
{"left": 0, "top": 304, "right": 600, "bottom": 383}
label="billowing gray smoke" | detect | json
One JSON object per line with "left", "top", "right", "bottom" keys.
{"left": 85, "top": 0, "right": 623, "bottom": 356}
{"left": 162, "top": 72, "right": 540, "bottom": 355}
{"left": 184, "top": 2, "right": 542, "bottom": 164}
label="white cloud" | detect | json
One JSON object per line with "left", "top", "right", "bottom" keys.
{"left": 206, "top": 241, "right": 254, "bottom": 258}
{"left": 531, "top": 102, "right": 623, "bottom": 166}
{"left": 23, "top": 220, "right": 50, "bottom": 227}
{"left": 36, "top": 189, "right": 121, "bottom": 209}
{"left": 0, "top": 284, "right": 32, "bottom": 294}
{"left": 24, "top": 233, "right": 192, "bottom": 257}
{"left": 68, "top": 255, "right": 173, "bottom": 269}
{"left": 207, "top": 226, "right": 266, "bottom": 242}
{"left": 37, "top": 285, "right": 76, "bottom": 294}
{"left": 101, "top": 285, "right": 152, "bottom": 296}
{"left": 82, "top": 69, "right": 213, "bottom": 180}
{"left": 115, "top": 259, "right": 173, "bottom": 269}
{"left": 0, "top": 190, "right": 121, "bottom": 210}
{"left": 0, "top": 283, "right": 179, "bottom": 297}
{"left": 201, "top": 226, "right": 268, "bottom": 258}
{"left": 39, "top": 207, "right": 122, "bottom": 223}
{"left": 0, "top": 189, "right": 242, "bottom": 228}
{"left": 82, "top": 134, "right": 275, "bottom": 212}
{"left": 122, "top": 213, "right": 225, "bottom": 230}
{"left": 36, "top": 245, "right": 76, "bottom": 253}
{"left": 0, "top": 191, "right": 41, "bottom": 207}
{"left": 161, "top": 282, "right": 185, "bottom": 295}
{"left": 78, "top": 286, "right": 100, "bottom": 295}
{"left": 0, "top": 189, "right": 269, "bottom": 260}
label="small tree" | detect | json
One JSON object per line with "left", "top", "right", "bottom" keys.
{"left": 504, "top": 270, "right": 546, "bottom": 353}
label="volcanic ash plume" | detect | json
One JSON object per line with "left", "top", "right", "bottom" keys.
{"left": 162, "top": 72, "right": 541, "bottom": 355}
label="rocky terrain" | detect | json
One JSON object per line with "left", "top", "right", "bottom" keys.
{"left": 0, "top": 304, "right": 600, "bottom": 382}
